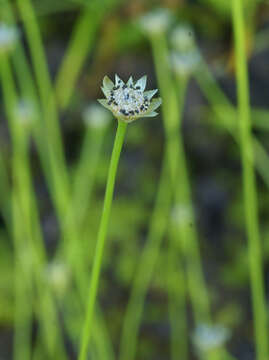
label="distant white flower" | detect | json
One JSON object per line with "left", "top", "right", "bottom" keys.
{"left": 14, "top": 100, "right": 36, "bottom": 126}
{"left": 171, "top": 203, "right": 192, "bottom": 226}
{"left": 98, "top": 74, "right": 162, "bottom": 123}
{"left": 170, "top": 24, "right": 196, "bottom": 52}
{"left": 0, "top": 23, "right": 19, "bottom": 55}
{"left": 192, "top": 324, "right": 231, "bottom": 353}
{"left": 45, "top": 262, "right": 70, "bottom": 296}
{"left": 83, "top": 103, "right": 112, "bottom": 129}
{"left": 138, "top": 8, "right": 173, "bottom": 37}
{"left": 171, "top": 50, "right": 201, "bottom": 78}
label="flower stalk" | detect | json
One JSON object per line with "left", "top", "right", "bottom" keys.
{"left": 79, "top": 74, "right": 161, "bottom": 359}
{"left": 78, "top": 119, "right": 127, "bottom": 360}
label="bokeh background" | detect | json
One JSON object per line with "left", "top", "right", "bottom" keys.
{"left": 1, "top": 0, "right": 269, "bottom": 359}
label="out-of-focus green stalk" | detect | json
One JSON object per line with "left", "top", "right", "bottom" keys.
{"left": 0, "top": 151, "right": 11, "bottom": 224}
{"left": 55, "top": 8, "right": 102, "bottom": 109}
{"left": 206, "top": 105, "right": 269, "bottom": 132}
{"left": 16, "top": 0, "right": 69, "bottom": 219}
{"left": 3, "top": 0, "right": 57, "bottom": 195}
{"left": 12, "top": 201, "right": 32, "bottom": 360}
{"left": 71, "top": 124, "right": 109, "bottom": 229}
{"left": 54, "top": 0, "right": 122, "bottom": 110}
{"left": 4, "top": 1, "right": 114, "bottom": 358}
{"left": 1, "top": 57, "right": 37, "bottom": 360}
{"left": 119, "top": 157, "right": 173, "bottom": 360}
{"left": 79, "top": 120, "right": 127, "bottom": 360}
{"left": 10, "top": 3, "right": 114, "bottom": 357}
{"left": 195, "top": 58, "right": 269, "bottom": 191}
{"left": 232, "top": 1, "right": 269, "bottom": 360}
{"left": 1, "top": 57, "right": 68, "bottom": 359}
{"left": 64, "top": 121, "right": 111, "bottom": 269}
{"left": 167, "top": 225, "right": 188, "bottom": 360}
{"left": 149, "top": 31, "right": 227, "bottom": 360}
{"left": 119, "top": 71, "right": 190, "bottom": 360}
{"left": 167, "top": 75, "right": 189, "bottom": 360}
{"left": 151, "top": 32, "right": 211, "bottom": 324}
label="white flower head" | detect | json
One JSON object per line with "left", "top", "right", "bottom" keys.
{"left": 83, "top": 103, "right": 112, "bottom": 129}
{"left": 192, "top": 324, "right": 231, "bottom": 353}
{"left": 171, "top": 50, "right": 201, "bottom": 78}
{"left": 170, "top": 24, "right": 196, "bottom": 53}
{"left": 98, "top": 74, "right": 162, "bottom": 123}
{"left": 138, "top": 8, "right": 173, "bottom": 37}
{"left": 0, "top": 23, "right": 19, "bottom": 55}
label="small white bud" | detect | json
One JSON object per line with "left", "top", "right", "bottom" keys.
{"left": 170, "top": 24, "right": 196, "bottom": 53}
{"left": 0, "top": 23, "right": 19, "bottom": 55}
{"left": 45, "top": 262, "right": 70, "bottom": 297}
{"left": 138, "top": 8, "right": 173, "bottom": 37}
{"left": 14, "top": 100, "right": 36, "bottom": 127}
{"left": 171, "top": 203, "right": 192, "bottom": 226}
{"left": 192, "top": 324, "right": 231, "bottom": 353}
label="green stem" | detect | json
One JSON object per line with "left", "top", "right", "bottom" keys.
{"left": 79, "top": 120, "right": 127, "bottom": 360}
{"left": 232, "top": 1, "right": 269, "bottom": 360}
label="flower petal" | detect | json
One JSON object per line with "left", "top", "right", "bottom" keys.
{"left": 101, "top": 86, "right": 110, "bottom": 98}
{"left": 135, "top": 75, "right": 147, "bottom": 91}
{"left": 103, "top": 76, "right": 114, "bottom": 91}
{"left": 147, "top": 98, "right": 162, "bottom": 112}
{"left": 115, "top": 74, "right": 124, "bottom": 86}
{"left": 127, "top": 76, "right": 133, "bottom": 86}
{"left": 143, "top": 89, "right": 158, "bottom": 100}
{"left": 97, "top": 99, "right": 111, "bottom": 111}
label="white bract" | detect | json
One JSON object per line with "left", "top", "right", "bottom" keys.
{"left": 83, "top": 103, "right": 112, "bottom": 129}
{"left": 0, "top": 23, "right": 19, "bottom": 55}
{"left": 192, "top": 324, "right": 231, "bottom": 353}
{"left": 138, "top": 8, "right": 173, "bottom": 37}
{"left": 98, "top": 74, "right": 162, "bottom": 123}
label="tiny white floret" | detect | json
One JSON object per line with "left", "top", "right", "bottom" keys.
{"left": 192, "top": 324, "right": 231, "bottom": 353}
{"left": 14, "top": 100, "right": 36, "bottom": 126}
{"left": 0, "top": 23, "right": 19, "bottom": 55}
{"left": 170, "top": 24, "right": 196, "bottom": 52}
{"left": 138, "top": 8, "right": 173, "bottom": 37}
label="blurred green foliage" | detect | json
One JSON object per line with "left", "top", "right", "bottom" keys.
{"left": 0, "top": 0, "right": 269, "bottom": 359}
